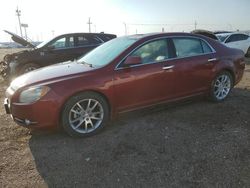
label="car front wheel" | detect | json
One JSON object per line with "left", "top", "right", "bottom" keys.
{"left": 61, "top": 92, "right": 109, "bottom": 137}
{"left": 19, "top": 63, "right": 40, "bottom": 75}
{"left": 210, "top": 71, "right": 233, "bottom": 102}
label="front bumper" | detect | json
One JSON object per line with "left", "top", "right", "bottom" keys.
{"left": 0, "top": 60, "right": 19, "bottom": 80}
{"left": 3, "top": 97, "right": 60, "bottom": 129}
{"left": 0, "top": 61, "right": 10, "bottom": 79}
{"left": 4, "top": 98, "right": 11, "bottom": 114}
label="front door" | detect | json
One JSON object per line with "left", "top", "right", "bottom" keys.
{"left": 114, "top": 39, "right": 175, "bottom": 112}
{"left": 41, "top": 36, "right": 76, "bottom": 66}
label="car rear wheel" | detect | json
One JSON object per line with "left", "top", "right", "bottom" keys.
{"left": 19, "top": 63, "right": 40, "bottom": 75}
{"left": 210, "top": 71, "right": 233, "bottom": 102}
{"left": 246, "top": 47, "right": 250, "bottom": 57}
{"left": 61, "top": 92, "right": 109, "bottom": 137}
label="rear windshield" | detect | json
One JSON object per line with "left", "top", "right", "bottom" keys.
{"left": 216, "top": 34, "right": 230, "bottom": 42}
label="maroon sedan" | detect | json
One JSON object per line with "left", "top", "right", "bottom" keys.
{"left": 4, "top": 33, "right": 245, "bottom": 137}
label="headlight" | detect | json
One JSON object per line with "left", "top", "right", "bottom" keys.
{"left": 19, "top": 86, "right": 50, "bottom": 103}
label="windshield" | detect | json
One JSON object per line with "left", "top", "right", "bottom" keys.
{"left": 36, "top": 38, "right": 53, "bottom": 48}
{"left": 216, "top": 34, "right": 230, "bottom": 42}
{"left": 77, "top": 37, "right": 138, "bottom": 67}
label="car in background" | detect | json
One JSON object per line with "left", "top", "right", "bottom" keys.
{"left": 216, "top": 32, "right": 250, "bottom": 57}
{"left": 191, "top": 29, "right": 219, "bottom": 41}
{"left": 192, "top": 30, "right": 250, "bottom": 57}
{"left": 4, "top": 32, "right": 245, "bottom": 137}
{"left": 0, "top": 30, "right": 116, "bottom": 79}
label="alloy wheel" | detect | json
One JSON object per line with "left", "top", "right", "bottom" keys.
{"left": 68, "top": 99, "right": 104, "bottom": 134}
{"left": 213, "top": 74, "right": 231, "bottom": 100}
{"left": 24, "top": 66, "right": 37, "bottom": 73}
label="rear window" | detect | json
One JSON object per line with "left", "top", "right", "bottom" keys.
{"left": 75, "top": 35, "right": 102, "bottom": 47}
{"left": 76, "top": 36, "right": 90, "bottom": 46}
{"left": 201, "top": 41, "right": 213, "bottom": 53}
{"left": 98, "top": 34, "right": 116, "bottom": 42}
{"left": 226, "top": 34, "right": 249, "bottom": 43}
{"left": 173, "top": 38, "right": 212, "bottom": 58}
{"left": 173, "top": 38, "right": 202, "bottom": 58}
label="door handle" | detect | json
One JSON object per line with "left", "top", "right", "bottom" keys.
{"left": 207, "top": 58, "right": 217, "bottom": 62}
{"left": 162, "top": 65, "right": 175, "bottom": 70}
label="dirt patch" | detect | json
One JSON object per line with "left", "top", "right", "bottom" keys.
{"left": 0, "top": 50, "right": 249, "bottom": 187}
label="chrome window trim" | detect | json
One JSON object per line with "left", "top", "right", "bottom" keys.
{"left": 51, "top": 44, "right": 99, "bottom": 51}
{"left": 114, "top": 35, "right": 216, "bottom": 71}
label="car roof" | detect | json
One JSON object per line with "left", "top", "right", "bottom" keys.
{"left": 55, "top": 32, "right": 116, "bottom": 38}
{"left": 127, "top": 32, "right": 210, "bottom": 41}
{"left": 216, "top": 32, "right": 249, "bottom": 36}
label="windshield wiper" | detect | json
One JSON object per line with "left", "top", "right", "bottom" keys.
{"left": 78, "top": 61, "right": 93, "bottom": 67}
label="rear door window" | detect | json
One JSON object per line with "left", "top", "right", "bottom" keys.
{"left": 237, "top": 34, "right": 249, "bottom": 41}
{"left": 75, "top": 35, "right": 102, "bottom": 47}
{"left": 225, "top": 34, "right": 249, "bottom": 43}
{"left": 226, "top": 35, "right": 237, "bottom": 43}
{"left": 173, "top": 38, "right": 205, "bottom": 58}
{"left": 75, "top": 36, "right": 91, "bottom": 47}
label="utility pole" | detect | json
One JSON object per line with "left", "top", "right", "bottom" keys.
{"left": 51, "top": 30, "right": 55, "bottom": 37}
{"left": 16, "top": 7, "right": 23, "bottom": 37}
{"left": 87, "top": 17, "right": 92, "bottom": 33}
{"left": 21, "top": 23, "right": 28, "bottom": 40}
{"left": 123, "top": 22, "right": 127, "bottom": 35}
{"left": 194, "top": 20, "right": 197, "bottom": 30}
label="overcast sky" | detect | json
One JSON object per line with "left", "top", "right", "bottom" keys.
{"left": 0, "top": 0, "right": 250, "bottom": 42}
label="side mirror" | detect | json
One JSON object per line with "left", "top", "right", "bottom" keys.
{"left": 123, "top": 56, "right": 142, "bottom": 67}
{"left": 46, "top": 45, "right": 55, "bottom": 51}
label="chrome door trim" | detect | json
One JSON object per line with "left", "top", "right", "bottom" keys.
{"left": 115, "top": 35, "right": 216, "bottom": 71}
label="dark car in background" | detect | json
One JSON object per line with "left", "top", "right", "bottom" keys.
{"left": 0, "top": 30, "right": 116, "bottom": 79}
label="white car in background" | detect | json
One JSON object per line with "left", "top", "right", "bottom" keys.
{"left": 216, "top": 32, "right": 250, "bottom": 57}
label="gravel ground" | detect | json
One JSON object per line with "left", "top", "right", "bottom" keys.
{"left": 0, "top": 49, "right": 249, "bottom": 187}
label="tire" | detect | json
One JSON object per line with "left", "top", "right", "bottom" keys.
{"left": 210, "top": 71, "right": 233, "bottom": 102}
{"left": 246, "top": 47, "right": 250, "bottom": 57}
{"left": 19, "top": 63, "right": 40, "bottom": 75}
{"left": 61, "top": 92, "right": 110, "bottom": 137}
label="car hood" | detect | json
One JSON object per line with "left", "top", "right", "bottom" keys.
{"left": 10, "top": 61, "right": 94, "bottom": 91}
{"left": 4, "top": 30, "right": 35, "bottom": 48}
{"left": 191, "top": 29, "right": 219, "bottom": 41}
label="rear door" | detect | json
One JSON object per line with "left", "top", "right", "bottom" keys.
{"left": 167, "top": 37, "right": 218, "bottom": 97}
{"left": 73, "top": 34, "right": 102, "bottom": 58}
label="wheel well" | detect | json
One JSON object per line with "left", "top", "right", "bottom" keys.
{"left": 59, "top": 90, "right": 112, "bottom": 126}
{"left": 17, "top": 62, "right": 39, "bottom": 74}
{"left": 246, "top": 47, "right": 250, "bottom": 57}
{"left": 221, "top": 69, "right": 235, "bottom": 84}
